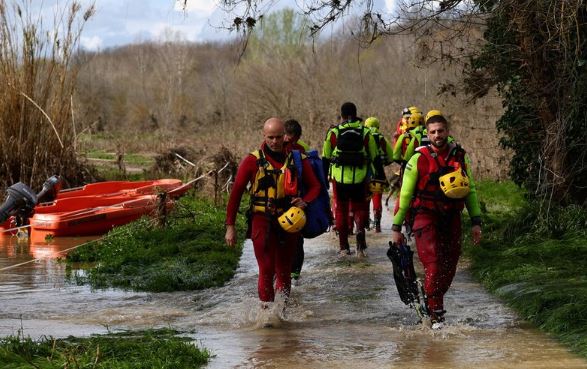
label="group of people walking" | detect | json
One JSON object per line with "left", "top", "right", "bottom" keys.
{"left": 224, "top": 102, "right": 483, "bottom": 327}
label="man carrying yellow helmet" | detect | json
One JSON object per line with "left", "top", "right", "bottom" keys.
{"left": 390, "top": 111, "right": 482, "bottom": 329}
{"left": 225, "top": 118, "right": 321, "bottom": 311}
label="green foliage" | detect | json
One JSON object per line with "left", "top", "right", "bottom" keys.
{"left": 467, "top": 0, "right": 587, "bottom": 205}
{"left": 247, "top": 8, "right": 311, "bottom": 58}
{"left": 0, "top": 329, "right": 209, "bottom": 368}
{"left": 67, "top": 196, "right": 245, "bottom": 292}
{"left": 464, "top": 181, "right": 587, "bottom": 357}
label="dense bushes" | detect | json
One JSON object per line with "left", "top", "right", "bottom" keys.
{"left": 466, "top": 0, "right": 587, "bottom": 205}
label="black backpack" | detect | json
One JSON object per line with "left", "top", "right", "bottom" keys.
{"left": 332, "top": 126, "right": 366, "bottom": 167}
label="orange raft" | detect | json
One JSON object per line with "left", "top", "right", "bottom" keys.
{"left": 51, "top": 178, "right": 184, "bottom": 199}
{"left": 1, "top": 179, "right": 193, "bottom": 238}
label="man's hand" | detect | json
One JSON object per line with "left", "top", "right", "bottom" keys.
{"left": 471, "top": 225, "right": 482, "bottom": 246}
{"left": 391, "top": 230, "right": 404, "bottom": 246}
{"left": 291, "top": 197, "right": 307, "bottom": 209}
{"left": 225, "top": 225, "right": 237, "bottom": 247}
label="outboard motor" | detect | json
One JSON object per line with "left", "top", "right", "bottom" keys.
{"left": 36, "top": 175, "right": 62, "bottom": 203}
{"left": 0, "top": 182, "right": 38, "bottom": 223}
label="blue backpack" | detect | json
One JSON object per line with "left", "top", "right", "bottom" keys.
{"left": 292, "top": 149, "right": 332, "bottom": 238}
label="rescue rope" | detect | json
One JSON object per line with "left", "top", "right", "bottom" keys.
{"left": 0, "top": 227, "right": 132, "bottom": 272}
{"left": 1, "top": 224, "right": 31, "bottom": 235}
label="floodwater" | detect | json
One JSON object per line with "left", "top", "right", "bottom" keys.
{"left": 1, "top": 210, "right": 586, "bottom": 369}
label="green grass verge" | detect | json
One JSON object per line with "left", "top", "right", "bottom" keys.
{"left": 67, "top": 196, "right": 245, "bottom": 292}
{"left": 0, "top": 329, "right": 209, "bottom": 369}
{"left": 463, "top": 181, "right": 587, "bottom": 357}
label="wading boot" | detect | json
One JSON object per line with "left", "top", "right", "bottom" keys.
{"left": 338, "top": 238, "right": 352, "bottom": 259}
{"left": 356, "top": 231, "right": 367, "bottom": 258}
{"left": 374, "top": 210, "right": 382, "bottom": 233}
{"left": 430, "top": 309, "right": 446, "bottom": 330}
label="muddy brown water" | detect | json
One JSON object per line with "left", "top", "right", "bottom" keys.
{"left": 1, "top": 210, "right": 586, "bottom": 369}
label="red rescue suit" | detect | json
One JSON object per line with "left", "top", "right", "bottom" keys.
{"left": 404, "top": 145, "right": 468, "bottom": 313}
{"left": 226, "top": 144, "right": 320, "bottom": 302}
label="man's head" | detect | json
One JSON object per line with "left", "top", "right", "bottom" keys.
{"left": 340, "top": 102, "right": 357, "bottom": 121}
{"left": 425, "top": 111, "right": 449, "bottom": 149}
{"left": 263, "top": 117, "right": 286, "bottom": 152}
{"left": 284, "top": 119, "right": 302, "bottom": 143}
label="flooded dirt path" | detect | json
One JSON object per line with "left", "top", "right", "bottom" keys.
{"left": 1, "top": 209, "right": 586, "bottom": 368}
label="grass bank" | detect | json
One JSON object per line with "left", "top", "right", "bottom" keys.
{"left": 67, "top": 196, "right": 245, "bottom": 292}
{"left": 0, "top": 329, "right": 209, "bottom": 368}
{"left": 464, "top": 181, "right": 587, "bottom": 357}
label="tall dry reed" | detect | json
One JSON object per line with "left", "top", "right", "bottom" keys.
{"left": 0, "top": 0, "right": 95, "bottom": 192}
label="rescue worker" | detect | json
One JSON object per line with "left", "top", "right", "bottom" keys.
{"left": 392, "top": 106, "right": 422, "bottom": 146}
{"left": 323, "top": 102, "right": 384, "bottom": 258}
{"left": 391, "top": 111, "right": 426, "bottom": 221}
{"left": 364, "top": 116, "right": 393, "bottom": 233}
{"left": 392, "top": 110, "right": 426, "bottom": 166}
{"left": 225, "top": 118, "right": 321, "bottom": 307}
{"left": 391, "top": 111, "right": 482, "bottom": 328}
{"left": 284, "top": 119, "right": 308, "bottom": 281}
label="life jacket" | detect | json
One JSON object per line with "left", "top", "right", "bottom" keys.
{"left": 371, "top": 131, "right": 392, "bottom": 166}
{"left": 394, "top": 128, "right": 425, "bottom": 164}
{"left": 250, "top": 150, "right": 297, "bottom": 215}
{"left": 329, "top": 121, "right": 371, "bottom": 184}
{"left": 411, "top": 144, "right": 468, "bottom": 213}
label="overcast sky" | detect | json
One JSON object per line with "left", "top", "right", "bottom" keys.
{"left": 26, "top": 0, "right": 394, "bottom": 51}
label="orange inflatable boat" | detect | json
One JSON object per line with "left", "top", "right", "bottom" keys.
{"left": 1, "top": 178, "right": 193, "bottom": 237}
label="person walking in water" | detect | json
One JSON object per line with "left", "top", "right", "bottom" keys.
{"left": 391, "top": 110, "right": 482, "bottom": 328}
{"left": 284, "top": 119, "right": 308, "bottom": 281}
{"left": 364, "top": 116, "right": 393, "bottom": 233}
{"left": 225, "top": 117, "right": 320, "bottom": 312}
{"left": 323, "top": 102, "right": 384, "bottom": 258}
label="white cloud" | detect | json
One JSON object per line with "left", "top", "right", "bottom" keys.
{"left": 148, "top": 21, "right": 205, "bottom": 42}
{"left": 385, "top": 0, "right": 395, "bottom": 12}
{"left": 80, "top": 35, "right": 103, "bottom": 51}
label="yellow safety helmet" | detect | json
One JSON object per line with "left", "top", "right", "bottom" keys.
{"left": 409, "top": 106, "right": 421, "bottom": 115}
{"left": 439, "top": 166, "right": 470, "bottom": 199}
{"left": 364, "top": 116, "right": 380, "bottom": 129}
{"left": 278, "top": 206, "right": 306, "bottom": 233}
{"left": 369, "top": 179, "right": 387, "bottom": 194}
{"left": 405, "top": 111, "right": 424, "bottom": 130}
{"left": 402, "top": 106, "right": 422, "bottom": 118}
{"left": 425, "top": 109, "right": 444, "bottom": 124}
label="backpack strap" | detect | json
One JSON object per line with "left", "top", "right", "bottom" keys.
{"left": 291, "top": 150, "right": 303, "bottom": 178}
